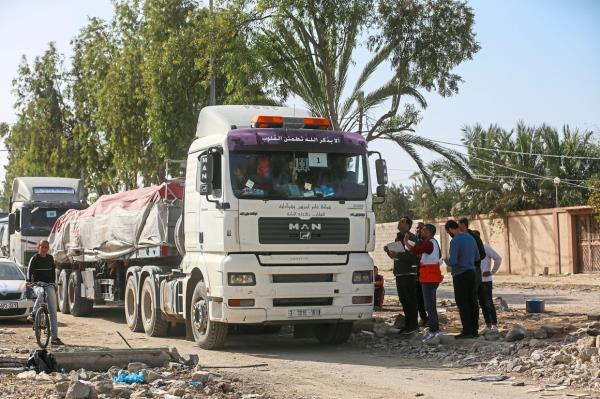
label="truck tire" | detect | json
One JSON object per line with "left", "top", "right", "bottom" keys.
{"left": 315, "top": 321, "right": 353, "bottom": 345}
{"left": 68, "top": 270, "right": 93, "bottom": 316}
{"left": 140, "top": 277, "right": 168, "bottom": 337}
{"left": 57, "top": 269, "right": 70, "bottom": 314}
{"left": 191, "top": 281, "right": 228, "bottom": 350}
{"left": 124, "top": 275, "right": 143, "bottom": 332}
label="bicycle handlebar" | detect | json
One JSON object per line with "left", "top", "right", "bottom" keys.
{"left": 31, "top": 282, "right": 56, "bottom": 288}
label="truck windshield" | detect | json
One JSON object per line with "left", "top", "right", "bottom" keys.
{"left": 229, "top": 151, "right": 368, "bottom": 200}
{"left": 20, "top": 207, "right": 68, "bottom": 236}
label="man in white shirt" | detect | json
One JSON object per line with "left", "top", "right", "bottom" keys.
{"left": 478, "top": 242, "right": 502, "bottom": 331}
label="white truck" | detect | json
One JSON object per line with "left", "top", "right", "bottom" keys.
{"left": 7, "top": 177, "right": 85, "bottom": 269}
{"left": 49, "top": 105, "right": 388, "bottom": 349}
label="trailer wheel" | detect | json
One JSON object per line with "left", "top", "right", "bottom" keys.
{"left": 68, "top": 270, "right": 93, "bottom": 316}
{"left": 191, "top": 281, "right": 228, "bottom": 350}
{"left": 57, "top": 269, "right": 70, "bottom": 314}
{"left": 124, "top": 275, "right": 143, "bottom": 332}
{"left": 140, "top": 277, "right": 168, "bottom": 337}
{"left": 315, "top": 321, "right": 353, "bottom": 345}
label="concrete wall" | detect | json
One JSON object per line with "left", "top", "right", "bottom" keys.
{"left": 371, "top": 206, "right": 591, "bottom": 276}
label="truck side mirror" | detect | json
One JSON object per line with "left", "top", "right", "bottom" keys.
{"left": 8, "top": 213, "right": 15, "bottom": 235}
{"left": 375, "top": 159, "right": 388, "bottom": 185}
{"left": 376, "top": 185, "right": 386, "bottom": 198}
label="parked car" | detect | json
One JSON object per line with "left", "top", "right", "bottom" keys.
{"left": 0, "top": 258, "right": 34, "bottom": 320}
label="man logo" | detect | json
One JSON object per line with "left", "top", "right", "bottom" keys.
{"left": 288, "top": 223, "right": 322, "bottom": 231}
{"left": 299, "top": 232, "right": 311, "bottom": 240}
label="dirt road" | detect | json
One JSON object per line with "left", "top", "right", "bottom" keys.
{"left": 2, "top": 282, "right": 599, "bottom": 398}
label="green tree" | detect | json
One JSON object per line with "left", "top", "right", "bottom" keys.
{"left": 1, "top": 44, "right": 81, "bottom": 206}
{"left": 254, "top": 0, "right": 479, "bottom": 189}
{"left": 373, "top": 184, "right": 414, "bottom": 223}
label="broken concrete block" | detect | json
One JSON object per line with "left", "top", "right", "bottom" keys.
{"left": 93, "top": 380, "right": 113, "bottom": 395}
{"left": 17, "top": 370, "right": 37, "bottom": 379}
{"left": 551, "top": 352, "right": 572, "bottom": 365}
{"left": 506, "top": 324, "right": 527, "bottom": 342}
{"left": 142, "top": 369, "right": 161, "bottom": 383}
{"left": 540, "top": 324, "right": 564, "bottom": 337}
{"left": 533, "top": 328, "right": 548, "bottom": 339}
{"left": 579, "top": 347, "right": 599, "bottom": 362}
{"left": 127, "top": 362, "right": 148, "bottom": 373}
{"left": 191, "top": 370, "right": 213, "bottom": 384}
{"left": 65, "top": 380, "right": 91, "bottom": 399}
{"left": 55, "top": 381, "right": 70, "bottom": 394}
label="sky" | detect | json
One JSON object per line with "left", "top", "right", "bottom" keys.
{"left": 0, "top": 0, "right": 599, "bottom": 188}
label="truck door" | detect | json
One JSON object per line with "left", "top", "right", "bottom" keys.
{"left": 198, "top": 149, "right": 225, "bottom": 252}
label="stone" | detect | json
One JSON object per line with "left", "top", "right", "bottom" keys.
{"left": 385, "top": 328, "right": 401, "bottom": 336}
{"left": 552, "top": 352, "right": 572, "bottom": 365}
{"left": 217, "top": 381, "right": 233, "bottom": 393}
{"left": 168, "top": 362, "right": 180, "bottom": 371}
{"left": 36, "top": 371, "right": 52, "bottom": 381}
{"left": 93, "top": 381, "right": 113, "bottom": 395}
{"left": 579, "top": 347, "right": 599, "bottom": 362}
{"left": 112, "top": 386, "right": 133, "bottom": 398}
{"left": 393, "top": 314, "right": 406, "bottom": 329}
{"left": 506, "top": 324, "right": 527, "bottom": 342}
{"left": 204, "top": 386, "right": 215, "bottom": 395}
{"left": 577, "top": 336, "right": 596, "bottom": 349}
{"left": 540, "top": 324, "right": 564, "bottom": 337}
{"left": 168, "top": 386, "right": 186, "bottom": 397}
{"left": 373, "top": 322, "right": 392, "bottom": 337}
{"left": 65, "top": 381, "right": 91, "bottom": 399}
{"left": 142, "top": 369, "right": 162, "bottom": 383}
{"left": 108, "top": 366, "right": 122, "bottom": 378}
{"left": 191, "top": 370, "right": 213, "bottom": 384}
{"left": 56, "top": 381, "right": 70, "bottom": 394}
{"left": 596, "top": 336, "right": 600, "bottom": 348}
{"left": 129, "top": 389, "right": 150, "bottom": 399}
{"left": 127, "top": 362, "right": 148, "bottom": 373}
{"left": 484, "top": 330, "right": 501, "bottom": 341}
{"left": 531, "top": 350, "right": 545, "bottom": 361}
{"left": 17, "top": 370, "right": 37, "bottom": 379}
{"left": 533, "top": 328, "right": 548, "bottom": 339}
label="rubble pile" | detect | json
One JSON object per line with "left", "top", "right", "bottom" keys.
{"left": 352, "top": 299, "right": 600, "bottom": 392}
{"left": 0, "top": 353, "right": 269, "bottom": 399}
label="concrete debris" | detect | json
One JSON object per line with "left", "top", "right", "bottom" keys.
{"left": 505, "top": 324, "right": 527, "bottom": 342}
{"left": 65, "top": 380, "right": 91, "bottom": 399}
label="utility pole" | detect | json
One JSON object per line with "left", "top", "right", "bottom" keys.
{"left": 553, "top": 177, "right": 560, "bottom": 208}
{"left": 209, "top": 0, "right": 216, "bottom": 106}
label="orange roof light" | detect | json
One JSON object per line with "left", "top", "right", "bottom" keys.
{"left": 251, "top": 115, "right": 284, "bottom": 128}
{"left": 303, "top": 117, "right": 331, "bottom": 130}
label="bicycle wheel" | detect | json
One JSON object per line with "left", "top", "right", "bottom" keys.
{"left": 35, "top": 308, "right": 50, "bottom": 349}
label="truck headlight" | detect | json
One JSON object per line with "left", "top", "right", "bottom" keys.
{"left": 352, "top": 271, "right": 373, "bottom": 284}
{"left": 228, "top": 273, "right": 256, "bottom": 286}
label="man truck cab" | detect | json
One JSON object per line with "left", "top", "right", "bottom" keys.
{"left": 8, "top": 177, "right": 85, "bottom": 268}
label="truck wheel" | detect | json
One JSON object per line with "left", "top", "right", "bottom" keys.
{"left": 57, "top": 269, "right": 70, "bottom": 314}
{"left": 315, "top": 321, "right": 353, "bottom": 345}
{"left": 68, "top": 270, "right": 93, "bottom": 316}
{"left": 191, "top": 281, "right": 227, "bottom": 349}
{"left": 140, "top": 277, "right": 168, "bottom": 337}
{"left": 124, "top": 275, "right": 143, "bottom": 332}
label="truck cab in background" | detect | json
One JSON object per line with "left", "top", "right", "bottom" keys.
{"left": 8, "top": 177, "right": 86, "bottom": 269}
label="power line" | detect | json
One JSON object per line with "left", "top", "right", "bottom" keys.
{"left": 472, "top": 175, "right": 590, "bottom": 182}
{"left": 427, "top": 138, "right": 600, "bottom": 161}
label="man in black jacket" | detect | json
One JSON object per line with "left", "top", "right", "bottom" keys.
{"left": 385, "top": 216, "right": 419, "bottom": 334}
{"left": 27, "top": 240, "right": 64, "bottom": 346}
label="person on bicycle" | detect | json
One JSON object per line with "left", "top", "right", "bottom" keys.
{"left": 27, "top": 240, "right": 64, "bottom": 346}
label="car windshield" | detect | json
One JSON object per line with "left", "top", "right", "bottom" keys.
{"left": 20, "top": 207, "right": 68, "bottom": 237}
{"left": 0, "top": 262, "right": 24, "bottom": 280}
{"left": 229, "top": 151, "right": 368, "bottom": 200}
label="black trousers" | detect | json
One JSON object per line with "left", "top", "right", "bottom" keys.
{"left": 478, "top": 281, "right": 497, "bottom": 326}
{"left": 452, "top": 270, "right": 479, "bottom": 335}
{"left": 396, "top": 274, "right": 418, "bottom": 330}
{"left": 416, "top": 281, "right": 428, "bottom": 322}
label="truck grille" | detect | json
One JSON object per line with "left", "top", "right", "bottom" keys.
{"left": 258, "top": 218, "right": 349, "bottom": 244}
{"left": 272, "top": 274, "right": 333, "bottom": 283}
{"left": 273, "top": 297, "right": 333, "bottom": 307}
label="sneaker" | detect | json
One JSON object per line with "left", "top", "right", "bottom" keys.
{"left": 51, "top": 338, "right": 65, "bottom": 346}
{"left": 423, "top": 331, "right": 440, "bottom": 343}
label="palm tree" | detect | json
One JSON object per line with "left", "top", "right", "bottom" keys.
{"left": 256, "top": 0, "right": 470, "bottom": 191}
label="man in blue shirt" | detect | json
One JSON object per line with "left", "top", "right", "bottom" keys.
{"left": 444, "top": 220, "right": 480, "bottom": 339}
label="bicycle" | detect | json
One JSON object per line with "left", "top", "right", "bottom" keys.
{"left": 30, "top": 282, "right": 54, "bottom": 349}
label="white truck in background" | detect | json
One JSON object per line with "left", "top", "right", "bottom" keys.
{"left": 49, "top": 105, "right": 388, "bottom": 349}
{"left": 7, "top": 177, "right": 85, "bottom": 269}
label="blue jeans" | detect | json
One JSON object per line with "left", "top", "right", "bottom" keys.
{"left": 421, "top": 283, "right": 439, "bottom": 333}
{"left": 33, "top": 286, "right": 58, "bottom": 340}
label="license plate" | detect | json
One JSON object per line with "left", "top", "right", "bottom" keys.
{"left": 0, "top": 302, "right": 18, "bottom": 310}
{"left": 288, "top": 308, "right": 321, "bottom": 318}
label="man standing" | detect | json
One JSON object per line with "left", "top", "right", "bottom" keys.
{"left": 27, "top": 240, "right": 64, "bottom": 346}
{"left": 444, "top": 220, "right": 480, "bottom": 339}
{"left": 405, "top": 224, "right": 443, "bottom": 342}
{"left": 458, "top": 218, "right": 486, "bottom": 284}
{"left": 414, "top": 222, "right": 428, "bottom": 326}
{"left": 477, "top": 237, "right": 502, "bottom": 331}
{"left": 385, "top": 217, "right": 419, "bottom": 334}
